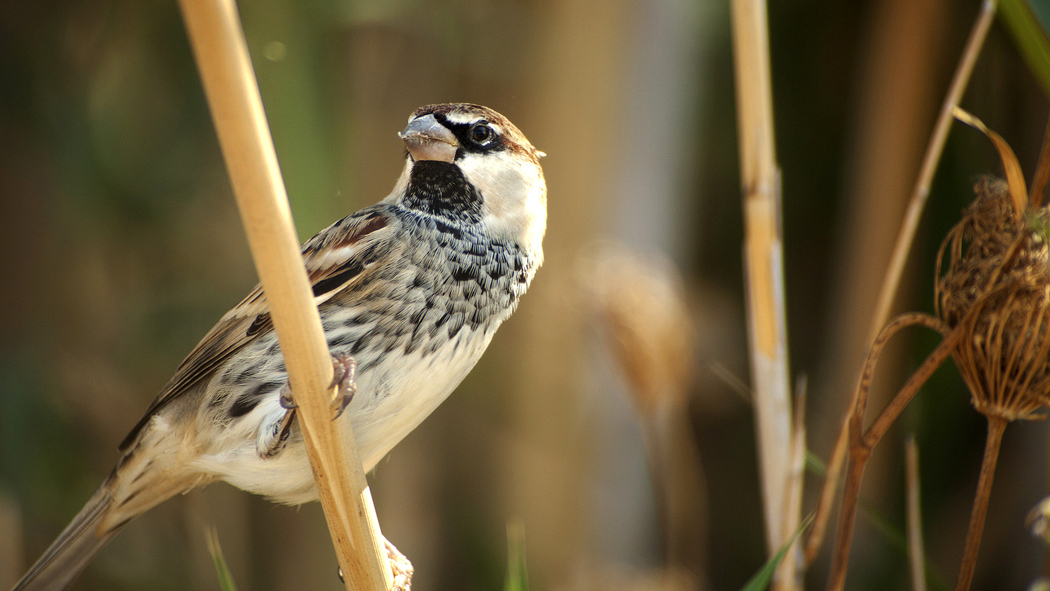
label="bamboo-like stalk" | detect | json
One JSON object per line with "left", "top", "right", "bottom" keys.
{"left": 730, "top": 0, "right": 794, "bottom": 558}
{"left": 955, "top": 416, "right": 1007, "bottom": 591}
{"left": 774, "top": 382, "right": 807, "bottom": 591}
{"left": 906, "top": 436, "right": 926, "bottom": 591}
{"left": 808, "top": 0, "right": 998, "bottom": 561}
{"left": 176, "top": 1, "right": 392, "bottom": 589}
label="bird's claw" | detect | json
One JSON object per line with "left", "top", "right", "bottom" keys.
{"left": 277, "top": 353, "right": 357, "bottom": 420}
{"left": 328, "top": 353, "right": 357, "bottom": 419}
{"left": 278, "top": 384, "right": 297, "bottom": 410}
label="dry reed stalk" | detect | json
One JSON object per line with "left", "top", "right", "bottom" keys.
{"left": 730, "top": 0, "right": 795, "bottom": 565}
{"left": 905, "top": 436, "right": 926, "bottom": 591}
{"left": 868, "top": 0, "right": 998, "bottom": 338}
{"left": 774, "top": 383, "right": 807, "bottom": 591}
{"left": 176, "top": 0, "right": 394, "bottom": 589}
{"left": 803, "top": 414, "right": 847, "bottom": 565}
{"left": 808, "top": 0, "right": 998, "bottom": 560}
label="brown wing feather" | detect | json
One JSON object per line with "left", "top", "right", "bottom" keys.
{"left": 119, "top": 207, "right": 395, "bottom": 451}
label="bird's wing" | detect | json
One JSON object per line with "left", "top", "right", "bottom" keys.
{"left": 118, "top": 206, "right": 398, "bottom": 451}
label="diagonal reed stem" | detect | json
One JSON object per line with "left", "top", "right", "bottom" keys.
{"left": 176, "top": 0, "right": 393, "bottom": 589}
{"left": 809, "top": 1, "right": 998, "bottom": 565}
{"left": 868, "top": 0, "right": 997, "bottom": 338}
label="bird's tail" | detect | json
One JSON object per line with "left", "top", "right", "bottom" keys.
{"left": 12, "top": 482, "right": 125, "bottom": 591}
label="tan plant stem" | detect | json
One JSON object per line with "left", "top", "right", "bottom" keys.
{"left": 731, "top": 0, "right": 794, "bottom": 558}
{"left": 176, "top": 0, "right": 393, "bottom": 589}
{"left": 868, "top": 0, "right": 996, "bottom": 338}
{"left": 811, "top": 2, "right": 998, "bottom": 565}
{"left": 906, "top": 436, "right": 927, "bottom": 591}
{"left": 804, "top": 413, "right": 848, "bottom": 565}
{"left": 955, "top": 416, "right": 1007, "bottom": 591}
{"left": 774, "top": 383, "right": 807, "bottom": 591}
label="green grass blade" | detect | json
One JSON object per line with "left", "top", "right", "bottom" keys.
{"left": 1000, "top": 0, "right": 1050, "bottom": 98}
{"left": 738, "top": 514, "right": 814, "bottom": 591}
{"left": 504, "top": 519, "right": 529, "bottom": 591}
{"left": 205, "top": 527, "right": 240, "bottom": 591}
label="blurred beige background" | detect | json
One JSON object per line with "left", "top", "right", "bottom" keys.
{"left": 1, "top": 1, "right": 1049, "bottom": 590}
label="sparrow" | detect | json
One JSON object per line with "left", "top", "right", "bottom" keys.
{"left": 14, "top": 103, "right": 546, "bottom": 591}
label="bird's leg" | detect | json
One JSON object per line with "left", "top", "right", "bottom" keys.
{"left": 277, "top": 352, "right": 357, "bottom": 419}
{"left": 260, "top": 353, "right": 358, "bottom": 459}
{"left": 258, "top": 406, "right": 297, "bottom": 459}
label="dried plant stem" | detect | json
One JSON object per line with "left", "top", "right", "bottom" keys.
{"left": 868, "top": 0, "right": 996, "bottom": 338}
{"left": 731, "top": 0, "right": 794, "bottom": 558}
{"left": 774, "top": 382, "right": 807, "bottom": 591}
{"left": 811, "top": 1, "right": 998, "bottom": 563}
{"left": 176, "top": 1, "right": 392, "bottom": 589}
{"left": 906, "top": 436, "right": 926, "bottom": 591}
{"left": 955, "top": 416, "right": 1007, "bottom": 591}
{"left": 827, "top": 234, "right": 1026, "bottom": 591}
{"left": 803, "top": 413, "right": 848, "bottom": 565}
{"left": 827, "top": 313, "right": 954, "bottom": 591}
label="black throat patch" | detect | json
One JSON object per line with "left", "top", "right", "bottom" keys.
{"left": 401, "top": 160, "right": 483, "bottom": 224}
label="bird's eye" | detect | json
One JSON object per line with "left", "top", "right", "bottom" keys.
{"left": 470, "top": 123, "right": 494, "bottom": 144}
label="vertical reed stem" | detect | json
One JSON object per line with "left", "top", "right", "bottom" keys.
{"left": 906, "top": 436, "right": 927, "bottom": 591}
{"left": 730, "top": 0, "right": 794, "bottom": 559}
{"left": 955, "top": 416, "right": 1007, "bottom": 591}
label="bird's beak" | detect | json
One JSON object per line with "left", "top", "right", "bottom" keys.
{"left": 398, "top": 114, "right": 458, "bottom": 163}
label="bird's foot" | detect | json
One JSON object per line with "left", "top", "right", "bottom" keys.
{"left": 277, "top": 352, "right": 358, "bottom": 419}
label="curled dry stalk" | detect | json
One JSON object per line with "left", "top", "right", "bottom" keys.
{"left": 825, "top": 312, "right": 954, "bottom": 591}
{"left": 806, "top": 0, "right": 999, "bottom": 563}
{"left": 827, "top": 166, "right": 1050, "bottom": 591}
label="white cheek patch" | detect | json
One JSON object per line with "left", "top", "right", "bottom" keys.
{"left": 456, "top": 152, "right": 547, "bottom": 254}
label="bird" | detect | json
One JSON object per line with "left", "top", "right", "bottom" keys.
{"left": 14, "top": 103, "right": 547, "bottom": 591}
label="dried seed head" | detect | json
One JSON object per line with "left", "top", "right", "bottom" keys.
{"left": 935, "top": 177, "right": 1050, "bottom": 421}
{"left": 586, "top": 245, "right": 695, "bottom": 415}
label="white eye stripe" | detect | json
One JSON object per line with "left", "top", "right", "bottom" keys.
{"left": 443, "top": 112, "right": 480, "bottom": 125}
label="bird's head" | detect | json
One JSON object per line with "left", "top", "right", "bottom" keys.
{"left": 389, "top": 103, "right": 547, "bottom": 260}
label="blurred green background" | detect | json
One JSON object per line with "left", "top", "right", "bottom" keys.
{"left": 1, "top": 0, "right": 1049, "bottom": 590}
